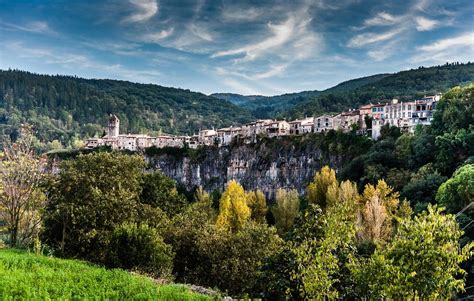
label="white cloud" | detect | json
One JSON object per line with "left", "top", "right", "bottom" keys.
{"left": 253, "top": 63, "right": 290, "bottom": 79}
{"left": 122, "top": 0, "right": 158, "bottom": 23}
{"left": 418, "top": 32, "right": 474, "bottom": 52}
{"left": 221, "top": 78, "right": 261, "bottom": 95}
{"left": 410, "top": 32, "right": 474, "bottom": 64}
{"left": 0, "top": 20, "right": 57, "bottom": 35}
{"left": 221, "top": 6, "right": 263, "bottom": 22}
{"left": 347, "top": 28, "right": 403, "bottom": 48}
{"left": 364, "top": 12, "right": 400, "bottom": 26}
{"left": 141, "top": 28, "right": 174, "bottom": 43}
{"left": 212, "top": 15, "right": 320, "bottom": 61}
{"left": 415, "top": 16, "right": 439, "bottom": 31}
{"left": 189, "top": 23, "right": 213, "bottom": 42}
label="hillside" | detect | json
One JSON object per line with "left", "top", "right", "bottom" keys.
{"left": 212, "top": 90, "right": 322, "bottom": 118}
{"left": 288, "top": 62, "right": 474, "bottom": 118}
{"left": 0, "top": 70, "right": 253, "bottom": 149}
{"left": 0, "top": 248, "right": 211, "bottom": 300}
{"left": 212, "top": 63, "right": 474, "bottom": 119}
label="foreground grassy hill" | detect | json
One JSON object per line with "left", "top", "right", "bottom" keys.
{"left": 0, "top": 249, "right": 211, "bottom": 300}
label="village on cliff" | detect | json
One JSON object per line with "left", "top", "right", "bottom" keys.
{"left": 85, "top": 95, "right": 440, "bottom": 151}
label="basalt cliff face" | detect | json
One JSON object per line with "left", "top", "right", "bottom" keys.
{"left": 147, "top": 136, "right": 355, "bottom": 199}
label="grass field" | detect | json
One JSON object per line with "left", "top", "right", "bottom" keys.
{"left": 0, "top": 248, "right": 212, "bottom": 300}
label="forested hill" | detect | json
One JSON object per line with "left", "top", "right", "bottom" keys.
{"left": 0, "top": 70, "right": 253, "bottom": 149}
{"left": 288, "top": 62, "right": 474, "bottom": 118}
{"left": 212, "top": 63, "right": 474, "bottom": 119}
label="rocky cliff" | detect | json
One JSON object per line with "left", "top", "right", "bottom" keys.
{"left": 146, "top": 134, "right": 370, "bottom": 199}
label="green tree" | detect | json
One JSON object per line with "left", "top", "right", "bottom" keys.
{"left": 351, "top": 205, "right": 473, "bottom": 299}
{"left": 140, "top": 171, "right": 187, "bottom": 216}
{"left": 246, "top": 190, "right": 268, "bottom": 224}
{"left": 106, "top": 223, "right": 174, "bottom": 278}
{"left": 195, "top": 222, "right": 283, "bottom": 297}
{"left": 293, "top": 180, "right": 358, "bottom": 299}
{"left": 216, "top": 180, "right": 251, "bottom": 233}
{"left": 272, "top": 189, "right": 300, "bottom": 236}
{"left": 436, "top": 164, "right": 474, "bottom": 214}
{"left": 307, "top": 166, "right": 338, "bottom": 209}
{"left": 42, "top": 152, "right": 145, "bottom": 262}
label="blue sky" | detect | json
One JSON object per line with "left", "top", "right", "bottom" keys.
{"left": 0, "top": 0, "right": 473, "bottom": 95}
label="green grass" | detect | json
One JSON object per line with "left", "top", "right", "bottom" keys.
{"left": 0, "top": 248, "right": 212, "bottom": 300}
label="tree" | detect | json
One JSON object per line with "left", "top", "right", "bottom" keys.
{"left": 42, "top": 152, "right": 145, "bottom": 262}
{"left": 272, "top": 189, "right": 300, "bottom": 236}
{"left": 351, "top": 206, "right": 473, "bottom": 299}
{"left": 106, "top": 223, "right": 174, "bottom": 278}
{"left": 436, "top": 164, "right": 474, "bottom": 214}
{"left": 140, "top": 171, "right": 187, "bottom": 216}
{"left": 216, "top": 180, "right": 251, "bottom": 233}
{"left": 307, "top": 166, "right": 338, "bottom": 209}
{"left": 357, "top": 179, "right": 411, "bottom": 244}
{"left": 247, "top": 190, "right": 267, "bottom": 224}
{"left": 292, "top": 180, "right": 358, "bottom": 299}
{"left": 194, "top": 222, "right": 283, "bottom": 297}
{"left": 163, "top": 187, "right": 216, "bottom": 285}
{"left": 0, "top": 126, "right": 45, "bottom": 247}
{"left": 401, "top": 164, "right": 447, "bottom": 210}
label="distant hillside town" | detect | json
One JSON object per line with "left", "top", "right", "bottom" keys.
{"left": 85, "top": 95, "right": 441, "bottom": 151}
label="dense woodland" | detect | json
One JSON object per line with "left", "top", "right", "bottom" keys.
{"left": 0, "top": 70, "right": 253, "bottom": 151}
{"left": 0, "top": 84, "right": 473, "bottom": 299}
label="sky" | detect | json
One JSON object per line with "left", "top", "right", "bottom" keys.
{"left": 0, "top": 0, "right": 473, "bottom": 96}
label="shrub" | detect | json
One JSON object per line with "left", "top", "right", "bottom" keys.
{"left": 106, "top": 223, "right": 174, "bottom": 278}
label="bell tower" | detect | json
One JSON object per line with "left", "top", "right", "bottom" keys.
{"left": 107, "top": 114, "right": 120, "bottom": 137}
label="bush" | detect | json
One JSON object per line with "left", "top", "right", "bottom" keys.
{"left": 106, "top": 223, "right": 174, "bottom": 278}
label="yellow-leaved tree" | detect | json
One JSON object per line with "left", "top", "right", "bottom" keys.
{"left": 357, "top": 179, "right": 412, "bottom": 243}
{"left": 247, "top": 190, "right": 267, "bottom": 224}
{"left": 307, "top": 165, "right": 338, "bottom": 209}
{"left": 272, "top": 188, "right": 300, "bottom": 236}
{"left": 216, "top": 180, "right": 251, "bottom": 232}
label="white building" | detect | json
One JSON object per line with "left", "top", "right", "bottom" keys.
{"left": 314, "top": 115, "right": 334, "bottom": 132}
{"left": 289, "top": 117, "right": 314, "bottom": 135}
{"left": 266, "top": 120, "right": 290, "bottom": 138}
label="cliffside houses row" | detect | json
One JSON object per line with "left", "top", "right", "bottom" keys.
{"left": 85, "top": 95, "right": 440, "bottom": 152}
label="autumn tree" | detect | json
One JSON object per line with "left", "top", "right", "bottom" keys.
{"left": 247, "top": 190, "right": 267, "bottom": 224}
{"left": 351, "top": 205, "right": 473, "bottom": 299}
{"left": 0, "top": 126, "right": 45, "bottom": 247}
{"left": 216, "top": 180, "right": 251, "bottom": 233}
{"left": 272, "top": 188, "right": 300, "bottom": 236}
{"left": 307, "top": 166, "right": 338, "bottom": 209}
{"left": 357, "top": 179, "right": 411, "bottom": 244}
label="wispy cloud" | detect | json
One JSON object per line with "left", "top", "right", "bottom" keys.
{"left": 220, "top": 6, "right": 264, "bottom": 22}
{"left": 122, "top": 0, "right": 158, "bottom": 23}
{"left": 364, "top": 12, "right": 400, "bottom": 27}
{"left": 418, "top": 32, "right": 474, "bottom": 52}
{"left": 410, "top": 32, "right": 474, "bottom": 63}
{"left": 415, "top": 16, "right": 439, "bottom": 31}
{"left": 348, "top": 28, "right": 403, "bottom": 48}
{"left": 140, "top": 28, "right": 174, "bottom": 43}
{"left": 0, "top": 20, "right": 57, "bottom": 35}
{"left": 213, "top": 14, "right": 320, "bottom": 62}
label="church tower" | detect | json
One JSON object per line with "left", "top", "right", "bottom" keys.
{"left": 107, "top": 114, "right": 120, "bottom": 137}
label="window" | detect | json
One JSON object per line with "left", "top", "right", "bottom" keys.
{"left": 408, "top": 104, "right": 411, "bottom": 110}
{"left": 408, "top": 112, "right": 412, "bottom": 117}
